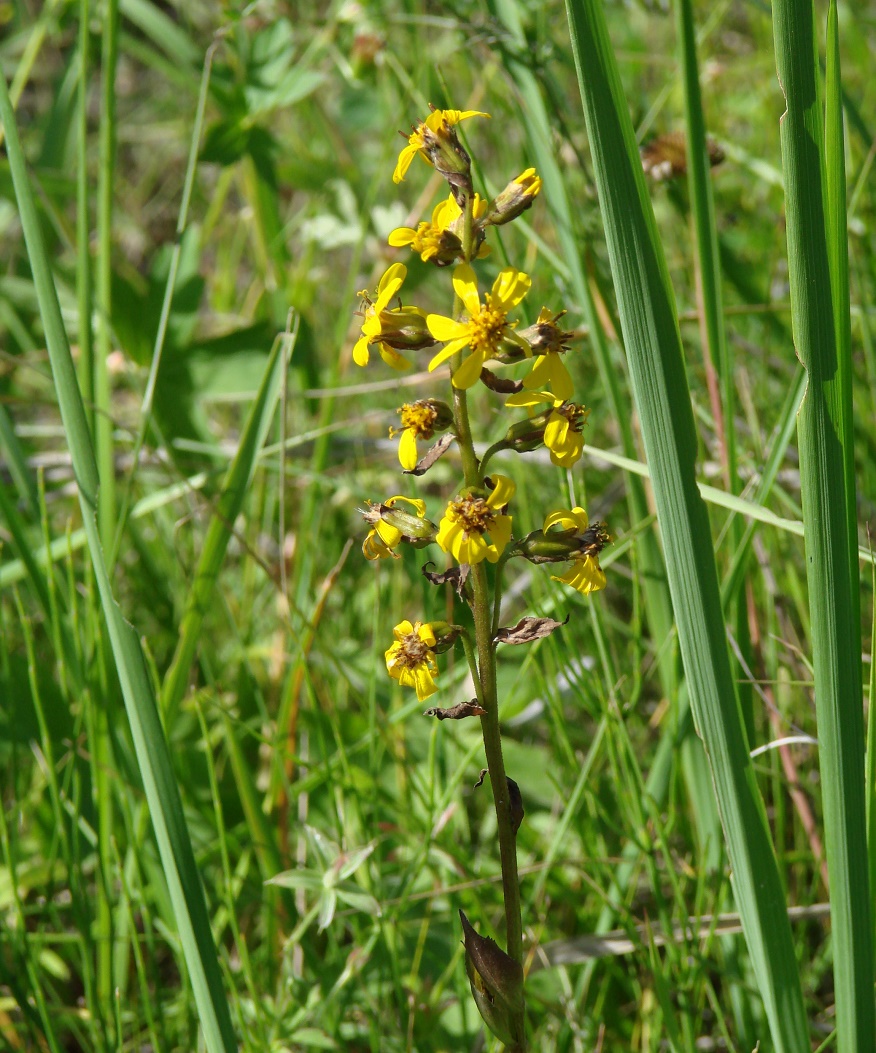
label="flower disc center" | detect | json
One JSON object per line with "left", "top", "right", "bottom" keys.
{"left": 468, "top": 301, "right": 506, "bottom": 353}
{"left": 449, "top": 495, "right": 494, "bottom": 535}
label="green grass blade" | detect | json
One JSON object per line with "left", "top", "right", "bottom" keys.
{"left": 674, "top": 0, "right": 735, "bottom": 487}
{"left": 868, "top": 555, "right": 876, "bottom": 972}
{"left": 0, "top": 72, "right": 238, "bottom": 1053}
{"left": 95, "top": 0, "right": 118, "bottom": 550}
{"left": 562, "top": 1, "right": 809, "bottom": 1048}
{"left": 771, "top": 0, "right": 873, "bottom": 1047}
{"left": 160, "top": 319, "right": 293, "bottom": 727}
{"left": 825, "top": 0, "right": 858, "bottom": 617}
{"left": 0, "top": 403, "right": 38, "bottom": 516}
{"left": 111, "top": 39, "right": 217, "bottom": 570}
{"left": 76, "top": 0, "right": 94, "bottom": 435}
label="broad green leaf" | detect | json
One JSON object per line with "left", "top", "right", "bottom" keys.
{"left": 563, "top": 1, "right": 809, "bottom": 1048}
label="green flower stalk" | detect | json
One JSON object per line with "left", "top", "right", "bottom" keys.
{"left": 351, "top": 103, "right": 611, "bottom": 1051}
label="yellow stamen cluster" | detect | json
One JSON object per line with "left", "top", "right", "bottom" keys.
{"left": 392, "top": 629, "right": 433, "bottom": 668}
{"left": 468, "top": 301, "right": 506, "bottom": 353}
{"left": 446, "top": 495, "right": 496, "bottom": 535}
{"left": 399, "top": 400, "right": 439, "bottom": 437}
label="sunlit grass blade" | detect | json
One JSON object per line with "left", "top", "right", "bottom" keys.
{"left": 771, "top": 0, "right": 873, "bottom": 1047}
{"left": 0, "top": 72, "right": 238, "bottom": 1053}
{"left": 159, "top": 318, "right": 293, "bottom": 727}
{"left": 562, "top": 1, "right": 810, "bottom": 1048}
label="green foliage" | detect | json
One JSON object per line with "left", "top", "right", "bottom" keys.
{"left": 1, "top": 1, "right": 875, "bottom": 1050}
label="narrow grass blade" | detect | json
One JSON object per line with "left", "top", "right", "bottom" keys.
{"left": 160, "top": 319, "right": 293, "bottom": 726}
{"left": 824, "top": 0, "right": 858, "bottom": 616}
{"left": 563, "top": 1, "right": 809, "bottom": 1048}
{"left": 0, "top": 403, "right": 39, "bottom": 516}
{"left": 95, "top": 0, "right": 118, "bottom": 549}
{"left": 0, "top": 73, "right": 238, "bottom": 1053}
{"left": 771, "top": 0, "right": 873, "bottom": 1047}
{"left": 674, "top": 0, "right": 735, "bottom": 486}
{"left": 112, "top": 38, "right": 218, "bottom": 569}
{"left": 868, "top": 557, "right": 876, "bottom": 969}
{"left": 76, "top": 0, "right": 94, "bottom": 435}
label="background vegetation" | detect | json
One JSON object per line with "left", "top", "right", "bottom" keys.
{"left": 2, "top": 0, "right": 875, "bottom": 1049}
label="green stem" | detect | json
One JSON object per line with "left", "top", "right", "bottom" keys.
{"left": 478, "top": 440, "right": 508, "bottom": 479}
{"left": 459, "top": 630, "right": 482, "bottom": 696}
{"left": 450, "top": 192, "right": 525, "bottom": 1048}
{"left": 470, "top": 562, "right": 523, "bottom": 961}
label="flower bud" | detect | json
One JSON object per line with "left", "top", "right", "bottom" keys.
{"left": 377, "top": 506, "right": 437, "bottom": 543}
{"left": 514, "top": 529, "right": 584, "bottom": 564}
{"left": 376, "top": 307, "right": 437, "bottom": 352}
{"left": 517, "top": 308, "right": 574, "bottom": 355}
{"left": 361, "top": 498, "right": 438, "bottom": 557}
{"left": 484, "top": 168, "right": 542, "bottom": 226}
{"left": 427, "top": 620, "right": 464, "bottom": 653}
{"left": 503, "top": 409, "right": 552, "bottom": 451}
{"left": 418, "top": 111, "right": 475, "bottom": 199}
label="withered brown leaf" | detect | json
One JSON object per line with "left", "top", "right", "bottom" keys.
{"left": 403, "top": 432, "right": 454, "bottom": 476}
{"left": 494, "top": 614, "right": 569, "bottom": 645}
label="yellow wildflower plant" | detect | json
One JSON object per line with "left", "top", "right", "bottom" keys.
{"left": 542, "top": 508, "right": 609, "bottom": 595}
{"left": 385, "top": 619, "right": 440, "bottom": 700}
{"left": 352, "top": 103, "right": 611, "bottom": 1047}
{"left": 505, "top": 389, "right": 588, "bottom": 467}
{"left": 437, "top": 475, "right": 515, "bottom": 565}
{"left": 393, "top": 107, "right": 489, "bottom": 184}
{"left": 427, "top": 264, "right": 531, "bottom": 389}
{"left": 354, "top": 263, "right": 431, "bottom": 370}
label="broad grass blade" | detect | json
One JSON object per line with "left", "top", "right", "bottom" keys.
{"left": 0, "top": 73, "right": 238, "bottom": 1053}
{"left": 563, "top": 1, "right": 810, "bottom": 1048}
{"left": 771, "top": 0, "right": 873, "bottom": 1046}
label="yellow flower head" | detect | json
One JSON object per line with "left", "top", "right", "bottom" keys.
{"left": 354, "top": 263, "right": 432, "bottom": 370}
{"left": 427, "top": 264, "right": 531, "bottom": 389}
{"left": 389, "top": 399, "right": 453, "bottom": 470}
{"left": 388, "top": 194, "right": 489, "bottom": 266}
{"left": 504, "top": 389, "right": 589, "bottom": 467}
{"left": 436, "top": 474, "right": 515, "bottom": 565}
{"left": 362, "top": 495, "right": 429, "bottom": 560}
{"left": 393, "top": 107, "right": 489, "bottom": 185}
{"left": 385, "top": 619, "right": 439, "bottom": 700}
{"left": 542, "top": 507, "right": 610, "bottom": 595}
{"left": 520, "top": 308, "right": 576, "bottom": 401}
